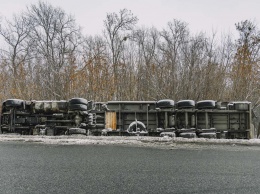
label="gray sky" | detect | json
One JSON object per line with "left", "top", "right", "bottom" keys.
{"left": 0, "top": 0, "right": 259, "bottom": 37}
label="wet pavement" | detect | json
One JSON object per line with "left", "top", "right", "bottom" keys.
{"left": 0, "top": 142, "right": 259, "bottom": 194}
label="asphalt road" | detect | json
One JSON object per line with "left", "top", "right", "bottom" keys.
{"left": 0, "top": 142, "right": 259, "bottom": 194}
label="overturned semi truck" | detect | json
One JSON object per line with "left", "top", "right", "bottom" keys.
{"left": 0, "top": 98, "right": 254, "bottom": 139}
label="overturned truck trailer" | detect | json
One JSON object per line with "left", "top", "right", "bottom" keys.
{"left": 0, "top": 98, "right": 254, "bottom": 139}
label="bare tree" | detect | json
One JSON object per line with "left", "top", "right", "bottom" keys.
{"left": 231, "top": 20, "right": 260, "bottom": 107}
{"left": 26, "top": 1, "right": 82, "bottom": 100}
{"left": 103, "top": 9, "right": 138, "bottom": 100}
{"left": 132, "top": 27, "right": 159, "bottom": 100}
{"left": 159, "top": 20, "right": 189, "bottom": 99}
{"left": 0, "top": 13, "right": 31, "bottom": 98}
{"left": 81, "top": 35, "right": 113, "bottom": 101}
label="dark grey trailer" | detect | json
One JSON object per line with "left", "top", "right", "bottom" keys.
{"left": 95, "top": 100, "right": 173, "bottom": 136}
{"left": 175, "top": 100, "right": 253, "bottom": 139}
{"left": 0, "top": 98, "right": 254, "bottom": 139}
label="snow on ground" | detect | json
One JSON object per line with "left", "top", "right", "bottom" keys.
{"left": 1, "top": 134, "right": 260, "bottom": 150}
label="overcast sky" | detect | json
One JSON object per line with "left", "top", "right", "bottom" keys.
{"left": 0, "top": 0, "right": 259, "bottom": 38}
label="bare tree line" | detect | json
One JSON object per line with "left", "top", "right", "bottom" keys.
{"left": 0, "top": 2, "right": 260, "bottom": 110}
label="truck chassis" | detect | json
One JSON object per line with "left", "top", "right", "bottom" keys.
{"left": 0, "top": 98, "right": 253, "bottom": 139}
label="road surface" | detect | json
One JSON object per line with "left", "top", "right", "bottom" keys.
{"left": 0, "top": 142, "right": 259, "bottom": 194}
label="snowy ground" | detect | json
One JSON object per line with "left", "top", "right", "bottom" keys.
{"left": 1, "top": 134, "right": 260, "bottom": 150}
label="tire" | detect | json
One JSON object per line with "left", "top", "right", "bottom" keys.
{"left": 69, "top": 98, "right": 88, "bottom": 105}
{"left": 68, "top": 104, "right": 88, "bottom": 111}
{"left": 127, "top": 121, "right": 146, "bottom": 133}
{"left": 179, "top": 132, "right": 197, "bottom": 138}
{"left": 178, "top": 128, "right": 196, "bottom": 133}
{"left": 176, "top": 100, "right": 195, "bottom": 109}
{"left": 196, "top": 100, "right": 216, "bottom": 109}
{"left": 160, "top": 132, "right": 176, "bottom": 137}
{"left": 4, "top": 99, "right": 24, "bottom": 107}
{"left": 69, "top": 128, "right": 86, "bottom": 135}
{"left": 197, "top": 128, "right": 216, "bottom": 133}
{"left": 156, "top": 99, "right": 175, "bottom": 108}
{"left": 198, "top": 133, "right": 216, "bottom": 139}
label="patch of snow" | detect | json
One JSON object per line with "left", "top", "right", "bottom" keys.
{"left": 0, "top": 134, "right": 260, "bottom": 150}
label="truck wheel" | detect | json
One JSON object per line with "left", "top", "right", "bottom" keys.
{"left": 4, "top": 99, "right": 24, "bottom": 107}
{"left": 179, "top": 132, "right": 197, "bottom": 138}
{"left": 69, "top": 98, "right": 88, "bottom": 106}
{"left": 160, "top": 132, "right": 176, "bottom": 137}
{"left": 197, "top": 128, "right": 216, "bottom": 133}
{"left": 198, "top": 133, "right": 216, "bottom": 138}
{"left": 176, "top": 100, "right": 195, "bottom": 109}
{"left": 178, "top": 128, "right": 196, "bottom": 133}
{"left": 156, "top": 99, "right": 175, "bottom": 108}
{"left": 69, "top": 128, "right": 87, "bottom": 135}
{"left": 68, "top": 104, "right": 88, "bottom": 111}
{"left": 196, "top": 100, "right": 216, "bottom": 109}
